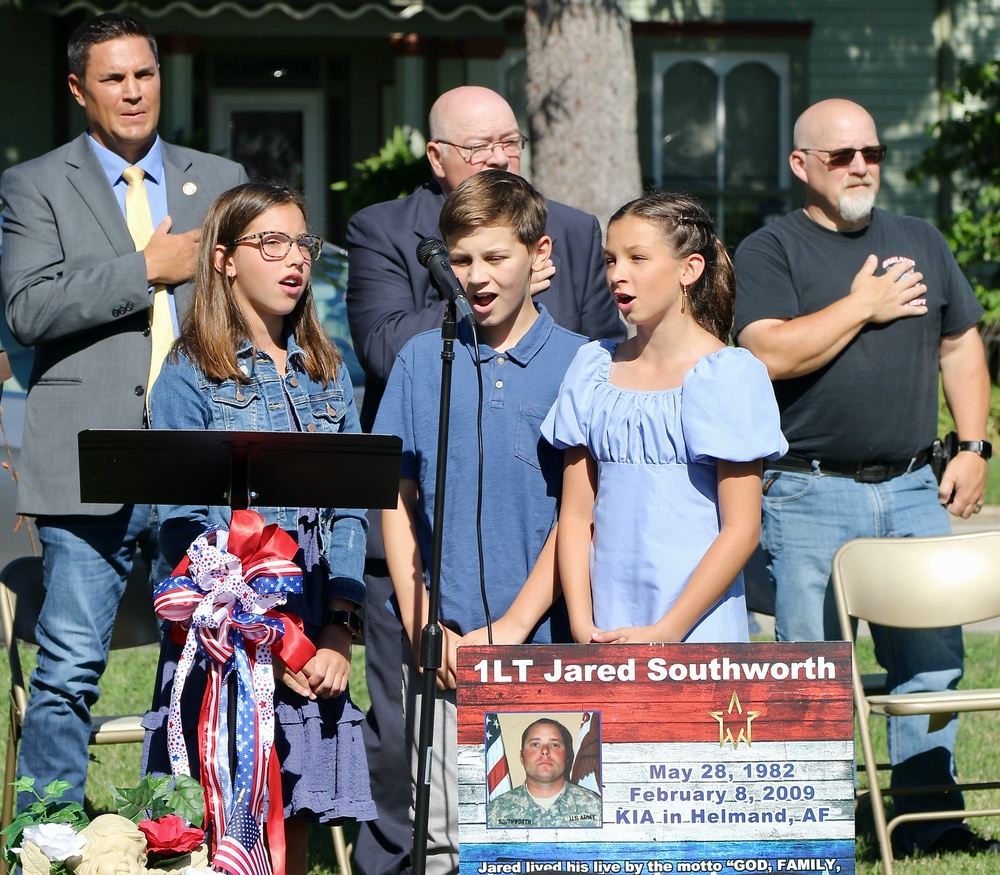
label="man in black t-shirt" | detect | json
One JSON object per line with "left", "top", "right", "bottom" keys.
{"left": 734, "top": 98, "right": 993, "bottom": 857}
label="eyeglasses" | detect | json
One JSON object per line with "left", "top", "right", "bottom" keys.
{"left": 434, "top": 135, "right": 528, "bottom": 166}
{"left": 799, "top": 145, "right": 887, "bottom": 167}
{"left": 229, "top": 231, "right": 323, "bottom": 261}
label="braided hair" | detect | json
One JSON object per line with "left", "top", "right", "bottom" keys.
{"left": 608, "top": 193, "right": 735, "bottom": 342}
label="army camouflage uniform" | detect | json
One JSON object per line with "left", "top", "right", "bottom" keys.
{"left": 488, "top": 781, "right": 601, "bottom": 828}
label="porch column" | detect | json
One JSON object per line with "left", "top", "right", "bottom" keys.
{"left": 159, "top": 34, "right": 197, "bottom": 144}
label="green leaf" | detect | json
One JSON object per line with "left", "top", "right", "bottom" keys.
{"left": 46, "top": 803, "right": 87, "bottom": 827}
{"left": 170, "top": 775, "right": 207, "bottom": 828}
{"left": 112, "top": 774, "right": 206, "bottom": 827}
{"left": 41, "top": 780, "right": 73, "bottom": 800}
{"left": 0, "top": 792, "right": 87, "bottom": 866}
{"left": 112, "top": 775, "right": 171, "bottom": 823}
{"left": 10, "top": 776, "right": 36, "bottom": 796}
{"left": 2, "top": 811, "right": 34, "bottom": 864}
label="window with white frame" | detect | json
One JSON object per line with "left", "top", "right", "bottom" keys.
{"left": 652, "top": 53, "right": 791, "bottom": 244}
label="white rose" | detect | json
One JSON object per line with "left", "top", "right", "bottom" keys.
{"left": 21, "top": 823, "right": 87, "bottom": 861}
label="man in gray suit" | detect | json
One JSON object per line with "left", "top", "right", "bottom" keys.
{"left": 0, "top": 12, "right": 245, "bottom": 805}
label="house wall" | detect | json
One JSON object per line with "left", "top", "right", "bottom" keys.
{"left": 951, "top": 0, "right": 1000, "bottom": 62}
{"left": 625, "top": 0, "right": 1000, "bottom": 220}
{"left": 0, "top": 5, "right": 517, "bottom": 238}
{"left": 0, "top": 7, "right": 61, "bottom": 180}
{"left": 0, "top": 2, "right": 997, "bottom": 231}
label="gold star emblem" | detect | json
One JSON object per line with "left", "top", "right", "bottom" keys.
{"left": 708, "top": 691, "right": 763, "bottom": 749}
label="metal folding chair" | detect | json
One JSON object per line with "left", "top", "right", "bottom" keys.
{"left": 832, "top": 531, "right": 1000, "bottom": 874}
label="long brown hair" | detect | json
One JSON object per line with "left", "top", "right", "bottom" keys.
{"left": 178, "top": 182, "right": 342, "bottom": 384}
{"left": 608, "top": 192, "right": 735, "bottom": 342}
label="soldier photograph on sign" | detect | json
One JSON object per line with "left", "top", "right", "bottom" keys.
{"left": 486, "top": 712, "right": 602, "bottom": 829}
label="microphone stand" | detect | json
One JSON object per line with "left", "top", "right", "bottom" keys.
{"left": 412, "top": 300, "right": 457, "bottom": 875}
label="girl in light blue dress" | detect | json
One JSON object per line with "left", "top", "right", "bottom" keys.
{"left": 541, "top": 193, "right": 787, "bottom": 644}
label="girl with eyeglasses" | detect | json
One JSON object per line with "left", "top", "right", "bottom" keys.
{"left": 143, "top": 182, "right": 374, "bottom": 875}
{"left": 542, "top": 192, "right": 787, "bottom": 644}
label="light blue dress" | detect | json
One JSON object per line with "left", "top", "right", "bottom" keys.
{"left": 541, "top": 341, "right": 787, "bottom": 642}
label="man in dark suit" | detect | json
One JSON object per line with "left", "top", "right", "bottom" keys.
{"left": 0, "top": 12, "right": 245, "bottom": 806}
{"left": 346, "top": 85, "right": 622, "bottom": 875}
{"left": 347, "top": 85, "right": 622, "bottom": 432}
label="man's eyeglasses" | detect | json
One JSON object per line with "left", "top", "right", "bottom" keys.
{"left": 229, "top": 231, "right": 323, "bottom": 261}
{"left": 434, "top": 135, "right": 529, "bottom": 166}
{"left": 799, "top": 145, "right": 887, "bottom": 168}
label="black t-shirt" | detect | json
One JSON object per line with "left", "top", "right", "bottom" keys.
{"left": 733, "top": 208, "right": 982, "bottom": 463}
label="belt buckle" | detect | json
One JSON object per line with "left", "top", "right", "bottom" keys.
{"left": 857, "top": 464, "right": 890, "bottom": 483}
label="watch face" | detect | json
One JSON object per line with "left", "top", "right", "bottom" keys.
{"left": 960, "top": 440, "right": 992, "bottom": 460}
{"left": 326, "top": 609, "right": 363, "bottom": 637}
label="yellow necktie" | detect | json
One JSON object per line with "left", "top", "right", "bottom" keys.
{"left": 123, "top": 165, "right": 174, "bottom": 397}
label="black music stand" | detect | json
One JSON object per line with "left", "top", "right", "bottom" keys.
{"left": 78, "top": 427, "right": 401, "bottom": 861}
{"left": 79, "top": 429, "right": 402, "bottom": 511}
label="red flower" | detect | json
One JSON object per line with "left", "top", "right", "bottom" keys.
{"left": 138, "top": 815, "right": 205, "bottom": 855}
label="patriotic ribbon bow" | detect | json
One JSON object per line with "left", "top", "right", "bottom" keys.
{"left": 154, "top": 510, "right": 315, "bottom": 875}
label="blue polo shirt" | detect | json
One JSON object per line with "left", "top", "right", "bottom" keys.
{"left": 374, "top": 305, "right": 587, "bottom": 640}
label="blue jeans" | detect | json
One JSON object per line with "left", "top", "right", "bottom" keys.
{"left": 761, "top": 463, "right": 964, "bottom": 852}
{"left": 18, "top": 505, "right": 157, "bottom": 809}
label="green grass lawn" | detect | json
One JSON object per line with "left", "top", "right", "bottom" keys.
{"left": 985, "top": 456, "right": 1000, "bottom": 505}
{"left": 0, "top": 645, "right": 371, "bottom": 875}
{"left": 852, "top": 633, "right": 1000, "bottom": 874}
{"left": 3, "top": 638, "right": 999, "bottom": 875}
{"left": 940, "top": 379, "right": 1000, "bottom": 505}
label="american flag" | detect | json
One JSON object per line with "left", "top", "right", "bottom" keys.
{"left": 213, "top": 805, "right": 271, "bottom": 875}
{"left": 219, "top": 651, "right": 272, "bottom": 875}
{"left": 205, "top": 649, "right": 273, "bottom": 875}
{"left": 157, "top": 513, "right": 302, "bottom": 875}
{"left": 485, "top": 713, "right": 512, "bottom": 800}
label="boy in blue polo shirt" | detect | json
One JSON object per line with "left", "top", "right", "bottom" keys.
{"left": 374, "top": 169, "right": 589, "bottom": 874}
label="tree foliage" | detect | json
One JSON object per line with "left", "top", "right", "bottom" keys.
{"left": 332, "top": 126, "right": 429, "bottom": 221}
{"left": 909, "top": 61, "right": 1000, "bottom": 326}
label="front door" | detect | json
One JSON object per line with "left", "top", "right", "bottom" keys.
{"left": 210, "top": 90, "right": 326, "bottom": 235}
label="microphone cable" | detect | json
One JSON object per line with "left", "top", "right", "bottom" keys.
{"left": 463, "top": 319, "right": 493, "bottom": 645}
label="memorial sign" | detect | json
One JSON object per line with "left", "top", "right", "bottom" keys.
{"left": 457, "top": 643, "right": 854, "bottom": 875}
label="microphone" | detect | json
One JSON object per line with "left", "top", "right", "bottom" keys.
{"left": 416, "top": 237, "right": 476, "bottom": 327}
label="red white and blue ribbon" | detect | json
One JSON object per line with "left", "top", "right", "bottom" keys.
{"left": 154, "top": 510, "right": 315, "bottom": 875}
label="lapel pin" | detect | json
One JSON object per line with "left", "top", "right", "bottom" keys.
{"left": 182, "top": 182, "right": 198, "bottom": 196}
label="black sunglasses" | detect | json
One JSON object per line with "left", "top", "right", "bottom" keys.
{"left": 799, "top": 145, "right": 887, "bottom": 167}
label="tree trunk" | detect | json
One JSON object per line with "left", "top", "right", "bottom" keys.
{"left": 524, "top": 0, "right": 641, "bottom": 228}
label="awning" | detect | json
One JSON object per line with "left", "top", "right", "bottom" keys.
{"left": 52, "top": 0, "right": 523, "bottom": 22}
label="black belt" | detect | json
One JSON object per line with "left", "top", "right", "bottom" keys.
{"left": 768, "top": 447, "right": 933, "bottom": 484}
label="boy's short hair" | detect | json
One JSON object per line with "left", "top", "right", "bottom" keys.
{"left": 439, "top": 169, "right": 547, "bottom": 248}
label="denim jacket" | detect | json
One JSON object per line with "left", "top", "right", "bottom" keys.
{"left": 148, "top": 335, "right": 367, "bottom": 607}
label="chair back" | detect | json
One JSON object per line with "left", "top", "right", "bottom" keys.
{"left": 0, "top": 554, "right": 160, "bottom": 651}
{"left": 0, "top": 557, "right": 40, "bottom": 727}
{"left": 112, "top": 555, "right": 161, "bottom": 648}
{"left": 832, "top": 530, "right": 1000, "bottom": 631}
